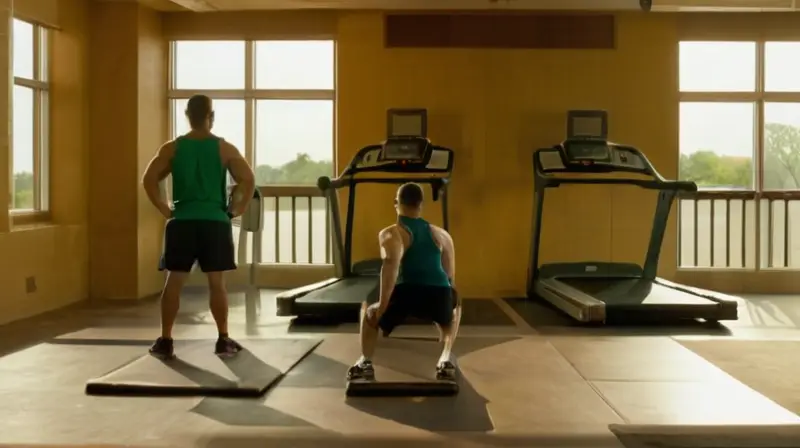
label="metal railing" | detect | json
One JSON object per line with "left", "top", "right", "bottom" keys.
{"left": 232, "top": 185, "right": 333, "bottom": 266}
{"left": 678, "top": 190, "right": 800, "bottom": 270}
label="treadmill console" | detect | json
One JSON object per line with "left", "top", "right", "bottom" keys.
{"left": 347, "top": 137, "right": 453, "bottom": 174}
{"left": 380, "top": 136, "right": 429, "bottom": 162}
{"left": 536, "top": 138, "right": 650, "bottom": 175}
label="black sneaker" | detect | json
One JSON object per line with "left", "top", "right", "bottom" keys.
{"left": 215, "top": 336, "right": 243, "bottom": 357}
{"left": 149, "top": 337, "right": 175, "bottom": 360}
{"left": 346, "top": 360, "right": 375, "bottom": 381}
{"left": 436, "top": 360, "right": 456, "bottom": 381}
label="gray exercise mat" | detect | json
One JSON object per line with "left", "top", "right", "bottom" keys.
{"left": 85, "top": 338, "right": 322, "bottom": 397}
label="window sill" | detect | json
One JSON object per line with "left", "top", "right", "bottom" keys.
{"left": 10, "top": 211, "right": 53, "bottom": 229}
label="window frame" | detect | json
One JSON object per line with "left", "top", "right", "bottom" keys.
{"left": 11, "top": 18, "right": 50, "bottom": 222}
{"left": 679, "top": 40, "right": 800, "bottom": 193}
{"left": 166, "top": 39, "right": 337, "bottom": 176}
{"left": 678, "top": 40, "right": 800, "bottom": 272}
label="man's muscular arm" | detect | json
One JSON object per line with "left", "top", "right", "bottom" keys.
{"left": 436, "top": 227, "right": 456, "bottom": 287}
{"left": 142, "top": 141, "right": 175, "bottom": 219}
{"left": 378, "top": 227, "right": 404, "bottom": 311}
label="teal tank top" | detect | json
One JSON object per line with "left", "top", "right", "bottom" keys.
{"left": 397, "top": 216, "right": 451, "bottom": 287}
{"left": 170, "top": 136, "right": 230, "bottom": 222}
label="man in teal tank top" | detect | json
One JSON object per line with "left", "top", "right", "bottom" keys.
{"left": 141, "top": 95, "right": 256, "bottom": 359}
{"left": 347, "top": 183, "right": 460, "bottom": 381}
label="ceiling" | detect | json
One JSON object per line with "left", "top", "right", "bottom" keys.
{"left": 126, "top": 0, "right": 799, "bottom": 12}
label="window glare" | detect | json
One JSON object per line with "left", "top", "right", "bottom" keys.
{"left": 254, "top": 40, "right": 334, "bottom": 90}
{"left": 679, "top": 41, "right": 756, "bottom": 92}
{"left": 13, "top": 18, "right": 35, "bottom": 80}
{"left": 765, "top": 42, "right": 800, "bottom": 92}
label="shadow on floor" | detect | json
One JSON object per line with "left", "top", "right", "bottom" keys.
{"left": 192, "top": 397, "right": 318, "bottom": 427}
{"left": 740, "top": 296, "right": 800, "bottom": 329}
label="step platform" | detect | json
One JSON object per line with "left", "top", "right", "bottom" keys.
{"left": 346, "top": 377, "right": 459, "bottom": 397}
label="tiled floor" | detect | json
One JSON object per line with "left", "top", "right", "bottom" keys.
{"left": 0, "top": 288, "right": 799, "bottom": 447}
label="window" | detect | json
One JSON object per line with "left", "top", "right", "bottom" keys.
{"left": 12, "top": 18, "right": 49, "bottom": 213}
{"left": 254, "top": 100, "right": 334, "bottom": 184}
{"left": 254, "top": 41, "right": 334, "bottom": 90}
{"left": 173, "top": 41, "right": 245, "bottom": 90}
{"left": 679, "top": 102, "right": 755, "bottom": 189}
{"left": 169, "top": 39, "right": 335, "bottom": 266}
{"left": 763, "top": 103, "right": 800, "bottom": 190}
{"left": 679, "top": 41, "right": 800, "bottom": 270}
{"left": 679, "top": 42, "right": 756, "bottom": 92}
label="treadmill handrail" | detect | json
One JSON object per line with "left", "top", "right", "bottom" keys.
{"left": 540, "top": 177, "right": 697, "bottom": 192}
{"left": 322, "top": 175, "right": 449, "bottom": 191}
{"left": 533, "top": 144, "right": 698, "bottom": 192}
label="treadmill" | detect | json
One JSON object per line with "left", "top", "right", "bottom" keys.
{"left": 527, "top": 110, "right": 739, "bottom": 323}
{"left": 276, "top": 108, "right": 455, "bottom": 319}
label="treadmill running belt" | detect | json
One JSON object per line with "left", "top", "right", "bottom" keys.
{"left": 297, "top": 276, "right": 379, "bottom": 304}
{"left": 559, "top": 278, "right": 717, "bottom": 306}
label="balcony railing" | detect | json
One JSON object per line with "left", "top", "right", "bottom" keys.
{"left": 679, "top": 190, "right": 800, "bottom": 270}
{"left": 231, "top": 186, "right": 799, "bottom": 272}
{"left": 232, "top": 185, "right": 333, "bottom": 266}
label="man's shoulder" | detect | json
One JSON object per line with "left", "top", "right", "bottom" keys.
{"left": 429, "top": 223, "right": 450, "bottom": 237}
{"left": 378, "top": 224, "right": 401, "bottom": 240}
{"left": 159, "top": 139, "right": 178, "bottom": 157}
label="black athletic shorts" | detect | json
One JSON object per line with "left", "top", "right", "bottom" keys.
{"left": 378, "top": 283, "right": 455, "bottom": 336}
{"left": 161, "top": 219, "right": 236, "bottom": 273}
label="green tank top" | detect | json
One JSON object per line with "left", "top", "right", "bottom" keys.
{"left": 171, "top": 136, "right": 230, "bottom": 222}
{"left": 397, "top": 216, "right": 451, "bottom": 287}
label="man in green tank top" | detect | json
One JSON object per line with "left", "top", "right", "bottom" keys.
{"left": 347, "top": 183, "right": 460, "bottom": 381}
{"left": 141, "top": 95, "right": 256, "bottom": 359}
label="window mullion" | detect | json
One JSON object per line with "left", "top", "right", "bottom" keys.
{"left": 755, "top": 40, "right": 765, "bottom": 194}
{"left": 245, "top": 41, "right": 255, "bottom": 165}
{"left": 32, "top": 89, "right": 42, "bottom": 211}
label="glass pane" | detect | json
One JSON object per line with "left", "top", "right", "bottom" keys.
{"left": 174, "top": 41, "right": 245, "bottom": 90}
{"left": 254, "top": 100, "right": 334, "bottom": 184}
{"left": 13, "top": 19, "right": 34, "bottom": 79}
{"left": 764, "top": 103, "right": 800, "bottom": 190}
{"left": 679, "top": 41, "right": 756, "bottom": 92}
{"left": 679, "top": 102, "right": 755, "bottom": 190}
{"left": 12, "top": 85, "right": 35, "bottom": 210}
{"left": 254, "top": 41, "right": 334, "bottom": 90}
{"left": 765, "top": 42, "right": 800, "bottom": 92}
{"left": 171, "top": 98, "right": 246, "bottom": 153}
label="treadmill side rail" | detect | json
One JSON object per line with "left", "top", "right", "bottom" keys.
{"left": 276, "top": 277, "right": 342, "bottom": 316}
{"left": 655, "top": 278, "right": 739, "bottom": 320}
{"left": 536, "top": 278, "right": 606, "bottom": 322}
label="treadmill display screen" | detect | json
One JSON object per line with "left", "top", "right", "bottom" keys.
{"left": 564, "top": 141, "right": 611, "bottom": 162}
{"left": 381, "top": 137, "right": 428, "bottom": 161}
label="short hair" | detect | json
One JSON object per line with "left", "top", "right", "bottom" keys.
{"left": 186, "top": 94, "right": 213, "bottom": 128}
{"left": 397, "top": 182, "right": 424, "bottom": 208}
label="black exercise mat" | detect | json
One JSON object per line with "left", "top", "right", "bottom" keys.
{"left": 85, "top": 338, "right": 321, "bottom": 397}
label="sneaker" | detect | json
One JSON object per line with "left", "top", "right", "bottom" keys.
{"left": 346, "top": 360, "right": 375, "bottom": 381}
{"left": 436, "top": 360, "right": 456, "bottom": 381}
{"left": 215, "top": 336, "right": 243, "bottom": 357}
{"left": 149, "top": 337, "right": 175, "bottom": 360}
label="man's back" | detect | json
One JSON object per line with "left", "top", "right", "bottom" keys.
{"left": 171, "top": 135, "right": 229, "bottom": 222}
{"left": 396, "top": 216, "right": 451, "bottom": 287}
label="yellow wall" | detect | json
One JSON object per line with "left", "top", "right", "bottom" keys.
{"left": 337, "top": 12, "right": 679, "bottom": 297}
{"left": 0, "top": 0, "right": 91, "bottom": 325}
{"left": 88, "top": 2, "right": 167, "bottom": 300}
